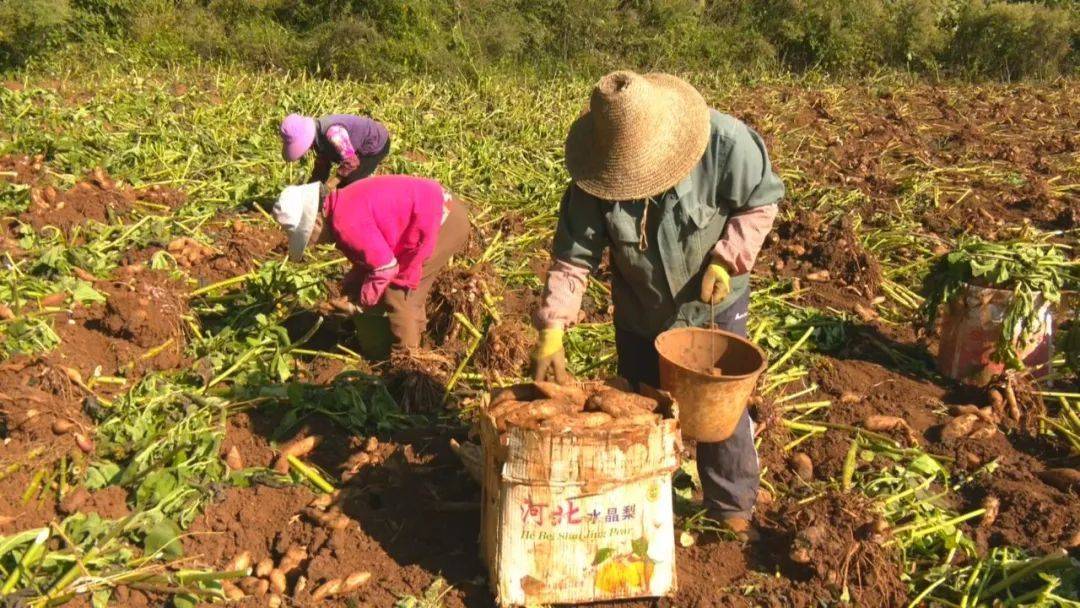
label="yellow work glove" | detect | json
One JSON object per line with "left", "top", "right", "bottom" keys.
{"left": 700, "top": 261, "right": 732, "bottom": 305}
{"left": 532, "top": 326, "right": 571, "bottom": 384}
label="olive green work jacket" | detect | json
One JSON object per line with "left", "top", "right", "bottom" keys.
{"left": 552, "top": 110, "right": 785, "bottom": 339}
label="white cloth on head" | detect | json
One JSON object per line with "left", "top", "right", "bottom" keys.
{"left": 273, "top": 182, "right": 321, "bottom": 262}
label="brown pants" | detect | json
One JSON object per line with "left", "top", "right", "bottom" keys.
{"left": 381, "top": 197, "right": 471, "bottom": 349}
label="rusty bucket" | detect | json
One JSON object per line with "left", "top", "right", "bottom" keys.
{"left": 655, "top": 328, "right": 767, "bottom": 442}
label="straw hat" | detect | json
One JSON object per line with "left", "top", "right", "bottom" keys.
{"left": 565, "top": 71, "right": 710, "bottom": 201}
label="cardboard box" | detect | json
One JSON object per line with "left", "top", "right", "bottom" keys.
{"left": 479, "top": 385, "right": 681, "bottom": 606}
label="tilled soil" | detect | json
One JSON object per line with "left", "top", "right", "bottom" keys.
{"left": 1, "top": 80, "right": 1077, "bottom": 608}
{"left": 50, "top": 269, "right": 189, "bottom": 380}
{"left": 19, "top": 169, "right": 184, "bottom": 234}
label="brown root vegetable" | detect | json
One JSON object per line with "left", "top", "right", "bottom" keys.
{"left": 862, "top": 415, "right": 919, "bottom": 445}
{"left": 268, "top": 570, "right": 287, "bottom": 594}
{"left": 74, "top": 433, "right": 94, "bottom": 453}
{"left": 585, "top": 389, "right": 657, "bottom": 417}
{"left": 72, "top": 267, "right": 97, "bottom": 282}
{"left": 311, "top": 579, "right": 343, "bottom": 602}
{"left": 941, "top": 414, "right": 979, "bottom": 442}
{"left": 853, "top": 303, "right": 878, "bottom": 322}
{"left": 502, "top": 399, "right": 576, "bottom": 429}
{"left": 277, "top": 546, "right": 307, "bottom": 574}
{"left": 309, "top": 492, "right": 336, "bottom": 510}
{"left": 790, "top": 452, "right": 813, "bottom": 481}
{"left": 533, "top": 381, "right": 588, "bottom": 407}
{"left": 238, "top": 577, "right": 268, "bottom": 597}
{"left": 224, "top": 446, "right": 243, "bottom": 471}
{"left": 1038, "top": 468, "right": 1080, "bottom": 492}
{"left": 1066, "top": 529, "right": 1080, "bottom": 549}
{"left": 267, "top": 595, "right": 282, "bottom": 608}
{"left": 273, "top": 436, "right": 319, "bottom": 473}
{"left": 949, "top": 404, "right": 998, "bottom": 425}
{"left": 981, "top": 496, "right": 1000, "bottom": 528}
{"left": 0, "top": 304, "right": 13, "bottom": 321}
{"left": 227, "top": 550, "right": 252, "bottom": 573}
{"left": 222, "top": 581, "right": 245, "bottom": 601}
{"left": 342, "top": 571, "right": 372, "bottom": 592}
{"left": 839, "top": 391, "right": 863, "bottom": 404}
{"left": 255, "top": 558, "right": 274, "bottom": 578}
{"left": 488, "top": 399, "right": 530, "bottom": 419}
{"left": 40, "top": 292, "right": 67, "bottom": 307}
{"left": 51, "top": 419, "right": 74, "bottom": 435}
{"left": 490, "top": 383, "right": 546, "bottom": 406}
{"left": 364, "top": 436, "right": 379, "bottom": 453}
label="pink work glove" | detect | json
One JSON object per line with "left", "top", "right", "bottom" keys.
{"left": 336, "top": 154, "right": 360, "bottom": 180}
{"left": 358, "top": 263, "right": 398, "bottom": 308}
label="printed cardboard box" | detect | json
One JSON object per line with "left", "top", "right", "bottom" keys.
{"left": 479, "top": 385, "right": 681, "bottom": 606}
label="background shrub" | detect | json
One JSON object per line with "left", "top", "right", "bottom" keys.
{"left": 949, "top": 1, "right": 1077, "bottom": 80}
{"left": 0, "top": 0, "right": 74, "bottom": 65}
{"left": 1, "top": 0, "right": 1077, "bottom": 80}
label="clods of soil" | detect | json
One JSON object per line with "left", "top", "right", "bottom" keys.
{"left": 49, "top": 269, "right": 189, "bottom": 380}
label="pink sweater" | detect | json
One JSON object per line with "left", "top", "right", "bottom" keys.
{"left": 324, "top": 175, "right": 446, "bottom": 289}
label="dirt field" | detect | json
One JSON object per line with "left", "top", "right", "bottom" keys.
{"left": 0, "top": 72, "right": 1076, "bottom": 607}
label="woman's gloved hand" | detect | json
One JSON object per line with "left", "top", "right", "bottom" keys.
{"left": 532, "top": 326, "right": 571, "bottom": 384}
{"left": 700, "top": 258, "right": 732, "bottom": 304}
{"left": 358, "top": 263, "right": 398, "bottom": 308}
{"left": 336, "top": 154, "right": 360, "bottom": 180}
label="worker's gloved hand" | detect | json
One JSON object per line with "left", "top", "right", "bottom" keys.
{"left": 700, "top": 259, "right": 731, "bottom": 305}
{"left": 532, "top": 326, "right": 571, "bottom": 384}
{"left": 358, "top": 263, "right": 398, "bottom": 308}
{"left": 337, "top": 154, "right": 360, "bottom": 180}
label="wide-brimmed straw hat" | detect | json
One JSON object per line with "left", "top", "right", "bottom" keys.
{"left": 565, "top": 71, "right": 710, "bottom": 201}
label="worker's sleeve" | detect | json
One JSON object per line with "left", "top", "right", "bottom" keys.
{"left": 326, "top": 125, "right": 358, "bottom": 160}
{"left": 309, "top": 155, "right": 332, "bottom": 183}
{"left": 534, "top": 185, "right": 608, "bottom": 329}
{"left": 712, "top": 204, "right": 779, "bottom": 274}
{"left": 534, "top": 260, "right": 592, "bottom": 329}
{"left": 713, "top": 122, "right": 784, "bottom": 273}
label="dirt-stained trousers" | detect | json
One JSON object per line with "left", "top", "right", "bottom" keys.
{"left": 614, "top": 289, "right": 758, "bottom": 519}
{"left": 380, "top": 197, "right": 471, "bottom": 349}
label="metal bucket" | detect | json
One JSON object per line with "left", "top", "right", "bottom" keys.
{"left": 655, "top": 328, "right": 767, "bottom": 442}
{"left": 937, "top": 283, "right": 1052, "bottom": 386}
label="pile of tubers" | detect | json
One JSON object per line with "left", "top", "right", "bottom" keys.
{"left": 487, "top": 380, "right": 662, "bottom": 434}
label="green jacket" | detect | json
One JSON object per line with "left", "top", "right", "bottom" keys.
{"left": 552, "top": 110, "right": 784, "bottom": 339}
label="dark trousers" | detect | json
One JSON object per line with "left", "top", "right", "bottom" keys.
{"left": 339, "top": 138, "right": 391, "bottom": 187}
{"left": 615, "top": 290, "right": 759, "bottom": 519}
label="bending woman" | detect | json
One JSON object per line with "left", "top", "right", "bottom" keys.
{"left": 273, "top": 175, "right": 471, "bottom": 349}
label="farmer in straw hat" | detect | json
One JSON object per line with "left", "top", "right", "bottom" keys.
{"left": 273, "top": 176, "right": 471, "bottom": 350}
{"left": 532, "top": 71, "right": 784, "bottom": 538}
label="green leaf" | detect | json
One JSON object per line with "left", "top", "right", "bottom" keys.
{"left": 144, "top": 519, "right": 184, "bottom": 560}
{"left": 172, "top": 593, "right": 198, "bottom": 608}
{"left": 85, "top": 461, "right": 121, "bottom": 490}
{"left": 907, "top": 454, "right": 943, "bottom": 477}
{"left": 136, "top": 470, "right": 177, "bottom": 508}
{"left": 71, "top": 281, "right": 106, "bottom": 304}
{"left": 92, "top": 589, "right": 112, "bottom": 608}
{"left": 631, "top": 536, "right": 648, "bottom": 558}
{"left": 592, "top": 547, "right": 614, "bottom": 565}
